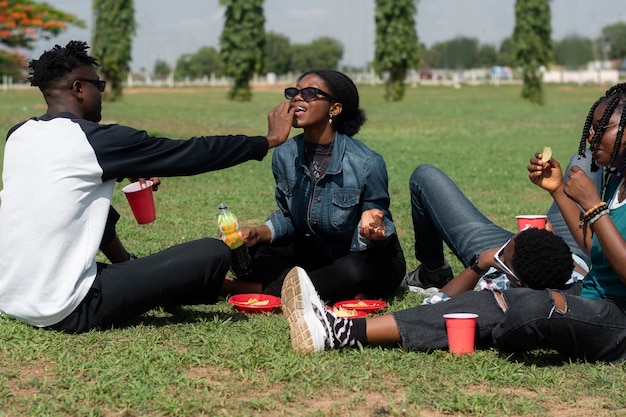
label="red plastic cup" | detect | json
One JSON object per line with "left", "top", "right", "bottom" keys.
{"left": 122, "top": 180, "right": 156, "bottom": 224}
{"left": 515, "top": 215, "right": 547, "bottom": 231}
{"left": 443, "top": 313, "right": 479, "bottom": 356}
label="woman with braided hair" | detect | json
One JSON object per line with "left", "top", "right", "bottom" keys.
{"left": 281, "top": 83, "right": 626, "bottom": 362}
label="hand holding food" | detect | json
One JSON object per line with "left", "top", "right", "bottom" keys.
{"left": 527, "top": 147, "right": 563, "bottom": 193}
{"left": 541, "top": 146, "right": 552, "bottom": 163}
{"left": 360, "top": 209, "right": 386, "bottom": 241}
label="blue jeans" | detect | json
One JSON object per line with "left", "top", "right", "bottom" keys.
{"left": 408, "top": 150, "right": 602, "bottom": 268}
{"left": 392, "top": 286, "right": 626, "bottom": 362}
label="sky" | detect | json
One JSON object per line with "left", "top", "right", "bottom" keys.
{"left": 30, "top": 0, "right": 626, "bottom": 72}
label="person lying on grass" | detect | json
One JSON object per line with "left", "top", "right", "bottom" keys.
{"left": 404, "top": 150, "right": 602, "bottom": 305}
{"left": 282, "top": 82, "right": 626, "bottom": 363}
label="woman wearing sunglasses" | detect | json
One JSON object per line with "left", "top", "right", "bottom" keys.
{"left": 221, "top": 70, "right": 405, "bottom": 302}
{"left": 282, "top": 83, "right": 626, "bottom": 363}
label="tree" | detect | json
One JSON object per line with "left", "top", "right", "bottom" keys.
{"left": 219, "top": 0, "right": 265, "bottom": 101}
{"left": 513, "top": 0, "right": 552, "bottom": 105}
{"left": 175, "top": 46, "right": 223, "bottom": 80}
{"left": 374, "top": 0, "right": 420, "bottom": 101}
{"left": 91, "top": 0, "right": 136, "bottom": 102}
{"left": 554, "top": 35, "right": 592, "bottom": 69}
{"left": 289, "top": 37, "right": 343, "bottom": 74}
{"left": 152, "top": 59, "right": 171, "bottom": 80}
{"left": 443, "top": 37, "right": 479, "bottom": 69}
{"left": 0, "top": 0, "right": 84, "bottom": 79}
{"left": 600, "top": 22, "right": 626, "bottom": 61}
{"left": 266, "top": 32, "right": 291, "bottom": 75}
{"left": 476, "top": 44, "right": 498, "bottom": 68}
{"left": 497, "top": 37, "right": 516, "bottom": 67}
{"left": 422, "top": 41, "right": 445, "bottom": 69}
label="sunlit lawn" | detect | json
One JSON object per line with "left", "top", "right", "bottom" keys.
{"left": 1, "top": 82, "right": 626, "bottom": 416}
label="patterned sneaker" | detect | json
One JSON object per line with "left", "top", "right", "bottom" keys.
{"left": 282, "top": 267, "right": 332, "bottom": 354}
{"left": 402, "top": 260, "right": 453, "bottom": 293}
{"left": 282, "top": 267, "right": 356, "bottom": 354}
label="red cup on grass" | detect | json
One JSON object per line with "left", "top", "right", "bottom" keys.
{"left": 443, "top": 313, "right": 479, "bottom": 356}
{"left": 515, "top": 215, "right": 547, "bottom": 231}
{"left": 122, "top": 180, "right": 156, "bottom": 224}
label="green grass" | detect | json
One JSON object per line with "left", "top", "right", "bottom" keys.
{"left": 2, "top": 84, "right": 626, "bottom": 416}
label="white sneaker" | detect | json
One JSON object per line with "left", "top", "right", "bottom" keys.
{"left": 281, "top": 266, "right": 333, "bottom": 354}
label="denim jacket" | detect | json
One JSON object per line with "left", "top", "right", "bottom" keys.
{"left": 265, "top": 132, "right": 396, "bottom": 260}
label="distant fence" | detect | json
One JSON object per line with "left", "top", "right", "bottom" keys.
{"left": 2, "top": 69, "right": 622, "bottom": 91}
{"left": 542, "top": 69, "right": 619, "bottom": 85}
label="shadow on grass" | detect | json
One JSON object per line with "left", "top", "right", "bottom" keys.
{"left": 498, "top": 349, "right": 576, "bottom": 366}
{"left": 116, "top": 306, "right": 260, "bottom": 330}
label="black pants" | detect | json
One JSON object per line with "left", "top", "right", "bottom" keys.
{"left": 47, "top": 238, "right": 231, "bottom": 333}
{"left": 244, "top": 234, "right": 406, "bottom": 303}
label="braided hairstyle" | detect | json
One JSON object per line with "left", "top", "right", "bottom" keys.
{"left": 28, "top": 40, "right": 99, "bottom": 91}
{"left": 511, "top": 227, "right": 573, "bottom": 289}
{"left": 297, "top": 69, "right": 366, "bottom": 136}
{"left": 577, "top": 83, "right": 626, "bottom": 187}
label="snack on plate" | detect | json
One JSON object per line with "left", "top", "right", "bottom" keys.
{"left": 342, "top": 300, "right": 371, "bottom": 308}
{"left": 332, "top": 306, "right": 359, "bottom": 318}
{"left": 243, "top": 298, "right": 270, "bottom": 306}
{"left": 541, "top": 146, "right": 552, "bottom": 163}
{"left": 369, "top": 214, "right": 383, "bottom": 228}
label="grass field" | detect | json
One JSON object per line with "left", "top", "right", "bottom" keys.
{"left": 1, "top": 83, "right": 626, "bottom": 416}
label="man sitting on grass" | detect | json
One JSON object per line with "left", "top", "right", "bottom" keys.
{"left": 0, "top": 40, "right": 294, "bottom": 333}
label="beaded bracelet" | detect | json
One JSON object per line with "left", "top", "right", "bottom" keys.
{"left": 580, "top": 202, "right": 609, "bottom": 226}
{"left": 588, "top": 209, "right": 610, "bottom": 225}
{"left": 583, "top": 202, "right": 608, "bottom": 219}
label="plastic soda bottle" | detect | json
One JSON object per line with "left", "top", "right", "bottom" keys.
{"left": 217, "top": 203, "right": 252, "bottom": 277}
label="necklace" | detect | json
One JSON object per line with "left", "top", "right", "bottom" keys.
{"left": 305, "top": 141, "right": 334, "bottom": 183}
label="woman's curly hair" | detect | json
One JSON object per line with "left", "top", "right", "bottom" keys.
{"left": 511, "top": 228, "right": 574, "bottom": 289}
{"left": 28, "top": 40, "right": 99, "bottom": 90}
{"left": 297, "top": 69, "right": 366, "bottom": 136}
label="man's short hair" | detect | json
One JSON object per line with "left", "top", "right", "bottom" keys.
{"left": 28, "top": 40, "right": 99, "bottom": 90}
{"left": 512, "top": 228, "right": 574, "bottom": 289}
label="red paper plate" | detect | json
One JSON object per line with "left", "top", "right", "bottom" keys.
{"left": 333, "top": 299, "right": 388, "bottom": 314}
{"left": 228, "top": 293, "right": 281, "bottom": 314}
{"left": 326, "top": 306, "right": 368, "bottom": 319}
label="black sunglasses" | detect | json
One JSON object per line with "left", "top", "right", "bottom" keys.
{"left": 284, "top": 87, "right": 334, "bottom": 102}
{"left": 72, "top": 78, "right": 106, "bottom": 92}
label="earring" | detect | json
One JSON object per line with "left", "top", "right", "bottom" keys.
{"left": 329, "top": 113, "right": 334, "bottom": 124}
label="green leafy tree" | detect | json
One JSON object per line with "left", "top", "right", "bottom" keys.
{"left": 175, "top": 46, "right": 223, "bottom": 80}
{"left": 497, "top": 37, "right": 516, "bottom": 67}
{"left": 554, "top": 35, "right": 592, "bottom": 69}
{"left": 443, "top": 37, "right": 479, "bottom": 69}
{"left": 513, "top": 0, "right": 552, "bottom": 105}
{"left": 600, "top": 22, "right": 626, "bottom": 60}
{"left": 476, "top": 44, "right": 498, "bottom": 68}
{"left": 219, "top": 0, "right": 265, "bottom": 101}
{"left": 289, "top": 43, "right": 309, "bottom": 73}
{"left": 422, "top": 41, "right": 445, "bottom": 69}
{"left": 152, "top": 59, "right": 171, "bottom": 80}
{"left": 289, "top": 37, "right": 343, "bottom": 73}
{"left": 266, "top": 32, "right": 291, "bottom": 75}
{"left": 91, "top": 0, "right": 136, "bottom": 102}
{"left": 374, "top": 0, "right": 420, "bottom": 101}
{"left": 0, "top": 0, "right": 84, "bottom": 79}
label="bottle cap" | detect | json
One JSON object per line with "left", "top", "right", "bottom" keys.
{"left": 218, "top": 202, "right": 228, "bottom": 210}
